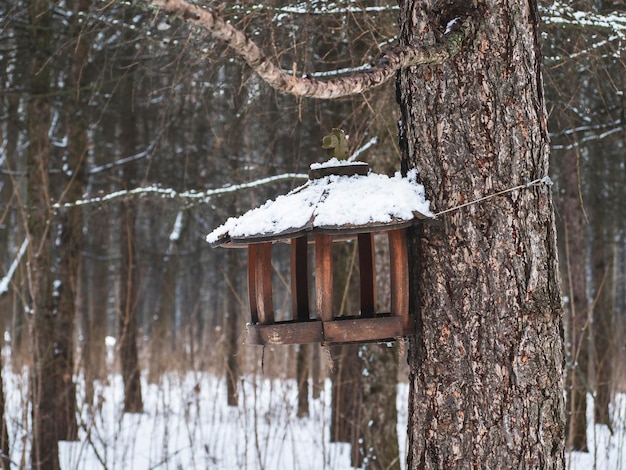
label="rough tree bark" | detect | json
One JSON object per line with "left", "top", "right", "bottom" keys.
{"left": 397, "top": 1, "right": 565, "bottom": 468}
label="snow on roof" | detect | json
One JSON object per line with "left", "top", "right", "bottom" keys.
{"left": 206, "top": 167, "right": 432, "bottom": 246}
{"left": 309, "top": 157, "right": 367, "bottom": 169}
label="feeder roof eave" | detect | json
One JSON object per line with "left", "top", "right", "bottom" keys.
{"left": 213, "top": 216, "right": 429, "bottom": 248}
{"left": 206, "top": 169, "right": 433, "bottom": 248}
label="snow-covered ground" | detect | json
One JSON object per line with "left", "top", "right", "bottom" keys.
{"left": 5, "top": 369, "right": 358, "bottom": 469}
{"left": 568, "top": 393, "right": 626, "bottom": 470}
{"left": 3, "top": 362, "right": 625, "bottom": 469}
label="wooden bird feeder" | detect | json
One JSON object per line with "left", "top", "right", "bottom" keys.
{"left": 206, "top": 130, "right": 432, "bottom": 346}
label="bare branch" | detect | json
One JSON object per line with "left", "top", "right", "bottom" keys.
{"left": 541, "top": 3, "right": 626, "bottom": 38}
{"left": 52, "top": 172, "right": 308, "bottom": 208}
{"left": 149, "top": 0, "right": 475, "bottom": 99}
{"left": 0, "top": 238, "right": 28, "bottom": 296}
{"left": 551, "top": 125, "right": 625, "bottom": 151}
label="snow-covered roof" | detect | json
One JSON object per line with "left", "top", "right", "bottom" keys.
{"left": 206, "top": 164, "right": 432, "bottom": 247}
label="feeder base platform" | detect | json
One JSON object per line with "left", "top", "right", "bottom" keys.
{"left": 246, "top": 315, "right": 415, "bottom": 346}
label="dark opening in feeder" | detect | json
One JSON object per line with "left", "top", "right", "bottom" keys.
{"left": 206, "top": 130, "right": 432, "bottom": 346}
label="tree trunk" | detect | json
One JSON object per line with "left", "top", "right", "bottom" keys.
{"left": 590, "top": 219, "right": 614, "bottom": 428}
{"left": 27, "top": 0, "right": 60, "bottom": 467}
{"left": 311, "top": 344, "right": 322, "bottom": 399}
{"left": 224, "top": 249, "right": 240, "bottom": 407}
{"left": 296, "top": 344, "right": 310, "bottom": 418}
{"left": 80, "top": 243, "right": 95, "bottom": 408}
{"left": 119, "top": 191, "right": 143, "bottom": 414}
{"left": 149, "top": 210, "right": 187, "bottom": 382}
{"left": 51, "top": 0, "right": 91, "bottom": 437}
{"left": 398, "top": 1, "right": 565, "bottom": 468}
{"left": 329, "top": 243, "right": 362, "bottom": 466}
{"left": 329, "top": 344, "right": 362, "bottom": 467}
{"left": 54, "top": 207, "right": 80, "bottom": 441}
{"left": 9, "top": 263, "right": 29, "bottom": 372}
{"left": 118, "top": 63, "right": 143, "bottom": 414}
{"left": 0, "top": 338, "right": 9, "bottom": 470}
{"left": 83, "top": 207, "right": 110, "bottom": 407}
{"left": 360, "top": 232, "right": 400, "bottom": 470}
{"left": 559, "top": 150, "right": 589, "bottom": 451}
{"left": 587, "top": 132, "right": 615, "bottom": 429}
{"left": 2, "top": 71, "right": 29, "bottom": 370}
{"left": 7, "top": 75, "right": 31, "bottom": 371}
{"left": 360, "top": 344, "right": 401, "bottom": 470}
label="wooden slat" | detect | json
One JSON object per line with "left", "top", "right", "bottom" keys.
{"left": 323, "top": 316, "right": 405, "bottom": 344}
{"left": 388, "top": 229, "right": 409, "bottom": 328}
{"left": 291, "top": 236, "right": 310, "bottom": 321}
{"left": 255, "top": 242, "right": 274, "bottom": 325}
{"left": 247, "top": 245, "right": 259, "bottom": 324}
{"left": 358, "top": 233, "right": 376, "bottom": 317}
{"left": 315, "top": 234, "right": 333, "bottom": 322}
{"left": 308, "top": 163, "right": 369, "bottom": 180}
{"left": 247, "top": 316, "right": 415, "bottom": 345}
{"left": 247, "top": 321, "right": 323, "bottom": 345}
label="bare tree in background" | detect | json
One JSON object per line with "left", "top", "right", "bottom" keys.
{"left": 26, "top": 0, "right": 61, "bottom": 466}
{"left": 117, "top": 35, "right": 144, "bottom": 413}
{"left": 118, "top": 114, "right": 145, "bottom": 414}
{"left": 589, "top": 156, "right": 616, "bottom": 429}
{"left": 149, "top": 210, "right": 188, "bottom": 381}
{"left": 558, "top": 150, "right": 589, "bottom": 451}
{"left": 50, "top": 0, "right": 92, "bottom": 441}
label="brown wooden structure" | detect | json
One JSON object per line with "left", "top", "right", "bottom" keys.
{"left": 207, "top": 160, "right": 430, "bottom": 345}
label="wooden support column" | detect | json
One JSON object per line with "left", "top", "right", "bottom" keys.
{"left": 254, "top": 242, "right": 274, "bottom": 325}
{"left": 291, "top": 236, "right": 309, "bottom": 321}
{"left": 247, "top": 245, "right": 259, "bottom": 324}
{"left": 358, "top": 233, "right": 376, "bottom": 317}
{"left": 315, "top": 234, "right": 333, "bottom": 322}
{"left": 388, "top": 229, "right": 409, "bottom": 329}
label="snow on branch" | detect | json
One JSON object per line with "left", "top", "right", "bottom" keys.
{"left": 549, "top": 119, "right": 622, "bottom": 139}
{"left": 544, "top": 34, "right": 623, "bottom": 63}
{"left": 551, "top": 125, "right": 625, "bottom": 151}
{"left": 540, "top": 3, "right": 626, "bottom": 38}
{"left": 0, "top": 238, "right": 28, "bottom": 296}
{"left": 349, "top": 137, "right": 378, "bottom": 162}
{"left": 52, "top": 172, "right": 308, "bottom": 209}
{"left": 89, "top": 146, "right": 153, "bottom": 175}
{"left": 230, "top": 2, "right": 397, "bottom": 16}
{"left": 149, "top": 0, "right": 475, "bottom": 99}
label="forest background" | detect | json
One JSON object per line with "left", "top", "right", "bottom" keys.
{"left": 0, "top": 0, "right": 625, "bottom": 468}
